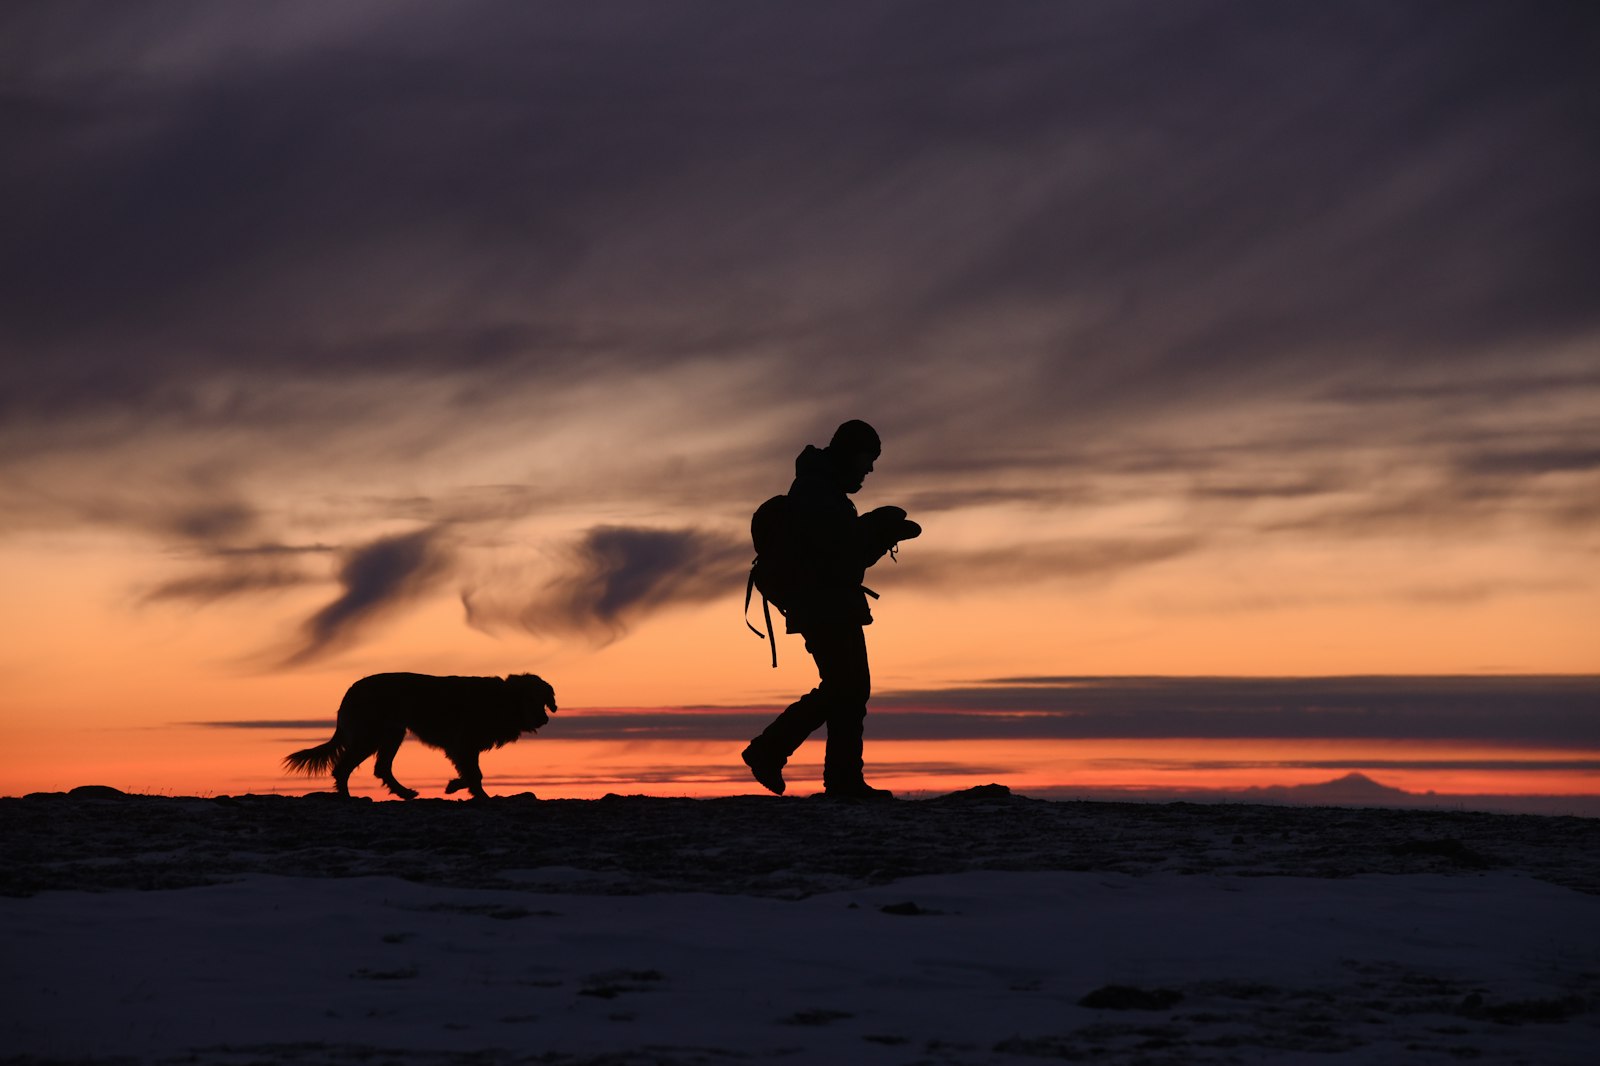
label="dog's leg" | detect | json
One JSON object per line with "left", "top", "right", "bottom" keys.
{"left": 445, "top": 750, "right": 488, "bottom": 800}
{"left": 372, "top": 726, "right": 418, "bottom": 800}
{"left": 332, "top": 745, "right": 372, "bottom": 798}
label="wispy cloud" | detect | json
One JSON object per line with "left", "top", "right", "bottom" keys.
{"left": 465, "top": 525, "right": 747, "bottom": 642}
{"left": 142, "top": 562, "right": 317, "bottom": 605}
{"left": 901, "top": 536, "right": 1202, "bottom": 590}
{"left": 140, "top": 540, "right": 334, "bottom": 606}
{"left": 280, "top": 527, "right": 452, "bottom": 666}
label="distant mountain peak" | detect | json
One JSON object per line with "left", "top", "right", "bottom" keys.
{"left": 1326, "top": 771, "right": 1382, "bottom": 787}
{"left": 1291, "top": 772, "right": 1407, "bottom": 799}
{"left": 1241, "top": 771, "right": 1411, "bottom": 804}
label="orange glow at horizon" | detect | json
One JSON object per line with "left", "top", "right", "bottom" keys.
{"left": 2, "top": 470, "right": 1595, "bottom": 809}
{"left": 4, "top": 723, "right": 1596, "bottom": 807}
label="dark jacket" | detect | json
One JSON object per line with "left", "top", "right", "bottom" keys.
{"left": 782, "top": 445, "right": 904, "bottom": 633}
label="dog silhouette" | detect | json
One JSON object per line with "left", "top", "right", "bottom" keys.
{"left": 284, "top": 672, "right": 557, "bottom": 799}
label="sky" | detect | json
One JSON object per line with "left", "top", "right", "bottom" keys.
{"left": 1, "top": 1, "right": 1596, "bottom": 801}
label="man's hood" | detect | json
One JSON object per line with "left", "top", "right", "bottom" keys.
{"left": 794, "top": 443, "right": 831, "bottom": 479}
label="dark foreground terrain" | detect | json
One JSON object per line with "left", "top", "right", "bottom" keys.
{"left": 4, "top": 786, "right": 1599, "bottom": 1066}
{"left": 4, "top": 783, "right": 1597, "bottom": 898}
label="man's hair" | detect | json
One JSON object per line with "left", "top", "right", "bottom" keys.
{"left": 828, "top": 419, "right": 881, "bottom": 456}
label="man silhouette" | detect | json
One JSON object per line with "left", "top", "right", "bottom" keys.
{"left": 741, "top": 419, "right": 920, "bottom": 800}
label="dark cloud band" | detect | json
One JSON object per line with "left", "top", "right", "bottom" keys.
{"left": 196, "top": 675, "right": 1598, "bottom": 749}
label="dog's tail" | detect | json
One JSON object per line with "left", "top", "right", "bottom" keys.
{"left": 283, "top": 734, "right": 346, "bottom": 776}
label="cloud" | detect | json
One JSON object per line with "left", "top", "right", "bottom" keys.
{"left": 3, "top": 2, "right": 1595, "bottom": 426}
{"left": 280, "top": 527, "right": 452, "bottom": 666}
{"left": 1458, "top": 447, "right": 1600, "bottom": 479}
{"left": 142, "top": 561, "right": 318, "bottom": 605}
{"left": 218, "top": 675, "right": 1585, "bottom": 748}
{"left": 160, "top": 501, "right": 257, "bottom": 542}
{"left": 138, "top": 538, "right": 336, "bottom": 606}
{"left": 1, "top": 2, "right": 1596, "bottom": 671}
{"left": 868, "top": 676, "right": 1600, "bottom": 746}
{"left": 191, "top": 720, "right": 336, "bottom": 731}
{"left": 465, "top": 525, "right": 747, "bottom": 641}
{"left": 900, "top": 536, "right": 1202, "bottom": 590}
{"left": 1104, "top": 758, "right": 1600, "bottom": 774}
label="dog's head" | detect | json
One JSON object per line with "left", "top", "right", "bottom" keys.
{"left": 508, "top": 673, "right": 558, "bottom": 732}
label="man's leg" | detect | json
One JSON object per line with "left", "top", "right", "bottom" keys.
{"left": 742, "top": 655, "right": 833, "bottom": 795}
{"left": 809, "top": 624, "right": 871, "bottom": 793}
{"left": 811, "top": 623, "right": 890, "bottom": 799}
{"left": 742, "top": 622, "right": 869, "bottom": 794}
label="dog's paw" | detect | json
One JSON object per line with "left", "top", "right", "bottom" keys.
{"left": 445, "top": 778, "right": 465, "bottom": 794}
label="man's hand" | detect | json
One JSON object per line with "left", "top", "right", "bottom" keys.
{"left": 860, "top": 506, "right": 922, "bottom": 557}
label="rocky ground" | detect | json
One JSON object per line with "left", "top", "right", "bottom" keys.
{"left": 4, "top": 783, "right": 1597, "bottom": 899}
{"left": 4, "top": 786, "right": 1598, "bottom": 1066}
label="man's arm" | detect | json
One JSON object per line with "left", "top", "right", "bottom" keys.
{"left": 855, "top": 506, "right": 921, "bottom": 568}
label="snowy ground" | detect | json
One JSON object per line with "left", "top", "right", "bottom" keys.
{"left": 3, "top": 786, "right": 1597, "bottom": 1065}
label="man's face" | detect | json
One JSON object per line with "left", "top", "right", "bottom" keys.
{"left": 840, "top": 450, "right": 877, "bottom": 493}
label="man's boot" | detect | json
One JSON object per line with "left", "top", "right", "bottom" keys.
{"left": 822, "top": 754, "right": 893, "bottom": 801}
{"left": 822, "top": 779, "right": 895, "bottom": 802}
{"left": 821, "top": 715, "right": 887, "bottom": 799}
{"left": 742, "top": 741, "right": 787, "bottom": 795}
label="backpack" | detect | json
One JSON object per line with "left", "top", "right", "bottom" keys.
{"left": 744, "top": 493, "right": 893, "bottom": 667}
{"left": 744, "top": 494, "right": 797, "bottom": 667}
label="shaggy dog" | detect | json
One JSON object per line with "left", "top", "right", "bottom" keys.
{"left": 284, "top": 672, "right": 557, "bottom": 800}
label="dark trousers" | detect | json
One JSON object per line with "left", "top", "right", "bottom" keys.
{"left": 750, "top": 621, "right": 870, "bottom": 788}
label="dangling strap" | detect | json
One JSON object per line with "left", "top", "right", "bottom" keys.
{"left": 745, "top": 566, "right": 778, "bottom": 668}
{"left": 762, "top": 595, "right": 776, "bottom": 668}
{"left": 744, "top": 567, "right": 763, "bottom": 637}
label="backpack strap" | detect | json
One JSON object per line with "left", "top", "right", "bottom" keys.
{"left": 762, "top": 595, "right": 776, "bottom": 668}
{"left": 744, "top": 565, "right": 761, "bottom": 637}
{"left": 744, "top": 564, "right": 778, "bottom": 668}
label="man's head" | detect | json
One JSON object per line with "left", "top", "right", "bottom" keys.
{"left": 826, "top": 419, "right": 881, "bottom": 493}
